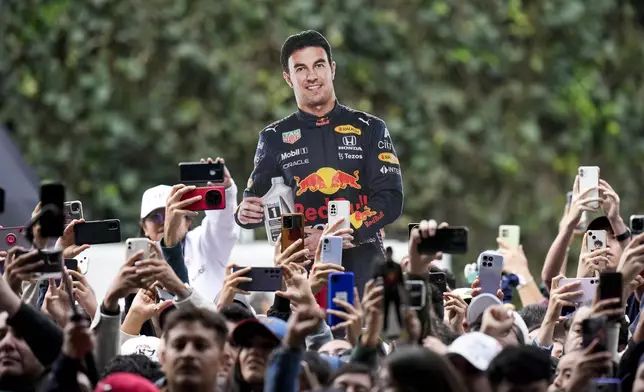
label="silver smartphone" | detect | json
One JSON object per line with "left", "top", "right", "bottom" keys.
{"left": 320, "top": 235, "right": 343, "bottom": 265}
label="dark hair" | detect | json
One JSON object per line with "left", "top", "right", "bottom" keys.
{"left": 385, "top": 346, "right": 467, "bottom": 392}
{"left": 220, "top": 304, "right": 254, "bottom": 324}
{"left": 518, "top": 303, "right": 548, "bottom": 331}
{"left": 302, "top": 351, "right": 333, "bottom": 386}
{"left": 487, "top": 346, "right": 552, "bottom": 387}
{"left": 330, "top": 362, "right": 374, "bottom": 386}
{"left": 280, "top": 30, "right": 332, "bottom": 73}
{"left": 163, "top": 307, "right": 228, "bottom": 348}
{"left": 101, "top": 354, "right": 164, "bottom": 383}
{"left": 431, "top": 317, "right": 460, "bottom": 345}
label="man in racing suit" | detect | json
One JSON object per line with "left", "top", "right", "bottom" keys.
{"left": 235, "top": 30, "right": 403, "bottom": 294}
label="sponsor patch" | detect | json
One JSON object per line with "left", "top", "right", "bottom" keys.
{"left": 378, "top": 152, "right": 399, "bottom": 165}
{"left": 282, "top": 129, "right": 301, "bottom": 144}
{"left": 378, "top": 139, "right": 393, "bottom": 150}
{"left": 338, "top": 152, "right": 363, "bottom": 160}
{"left": 316, "top": 117, "right": 329, "bottom": 126}
{"left": 380, "top": 166, "right": 401, "bottom": 175}
{"left": 283, "top": 159, "right": 309, "bottom": 169}
{"left": 281, "top": 147, "right": 308, "bottom": 161}
{"left": 334, "top": 125, "right": 361, "bottom": 135}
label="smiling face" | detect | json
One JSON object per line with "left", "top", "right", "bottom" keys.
{"left": 283, "top": 46, "right": 336, "bottom": 114}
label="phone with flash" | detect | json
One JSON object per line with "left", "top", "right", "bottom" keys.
{"left": 587, "top": 230, "right": 607, "bottom": 253}
{"left": 498, "top": 225, "right": 520, "bottom": 248}
{"left": 578, "top": 166, "right": 600, "bottom": 209}
{"left": 328, "top": 200, "right": 350, "bottom": 230}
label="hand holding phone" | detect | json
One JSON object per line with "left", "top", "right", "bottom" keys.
{"left": 408, "top": 223, "right": 468, "bottom": 255}
{"left": 587, "top": 230, "right": 607, "bottom": 253}
{"left": 328, "top": 200, "right": 350, "bottom": 230}
{"left": 281, "top": 214, "right": 305, "bottom": 262}
{"left": 498, "top": 225, "right": 520, "bottom": 248}
{"left": 232, "top": 266, "right": 282, "bottom": 292}
{"left": 477, "top": 251, "right": 504, "bottom": 295}
{"left": 180, "top": 186, "right": 226, "bottom": 211}
{"left": 74, "top": 220, "right": 121, "bottom": 245}
{"left": 578, "top": 166, "right": 600, "bottom": 210}
{"left": 327, "top": 272, "right": 355, "bottom": 328}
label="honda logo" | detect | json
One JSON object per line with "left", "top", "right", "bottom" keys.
{"left": 342, "top": 136, "right": 357, "bottom": 146}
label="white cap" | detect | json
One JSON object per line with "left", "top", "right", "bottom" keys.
{"left": 466, "top": 293, "right": 503, "bottom": 325}
{"left": 448, "top": 332, "right": 502, "bottom": 371}
{"left": 121, "top": 336, "right": 161, "bottom": 362}
{"left": 140, "top": 185, "right": 172, "bottom": 219}
{"left": 511, "top": 311, "right": 530, "bottom": 345}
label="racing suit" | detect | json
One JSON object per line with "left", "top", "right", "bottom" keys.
{"left": 235, "top": 102, "right": 404, "bottom": 294}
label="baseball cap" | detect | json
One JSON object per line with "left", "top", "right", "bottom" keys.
{"left": 95, "top": 372, "right": 159, "bottom": 392}
{"left": 140, "top": 185, "right": 172, "bottom": 219}
{"left": 466, "top": 293, "right": 503, "bottom": 325}
{"left": 448, "top": 332, "right": 502, "bottom": 371}
{"left": 232, "top": 317, "right": 287, "bottom": 347}
{"left": 511, "top": 311, "right": 530, "bottom": 345}
{"left": 587, "top": 216, "right": 612, "bottom": 232}
{"left": 120, "top": 336, "right": 161, "bottom": 362}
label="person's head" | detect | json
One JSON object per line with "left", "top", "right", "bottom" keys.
{"left": 0, "top": 312, "right": 45, "bottom": 389}
{"left": 586, "top": 216, "right": 623, "bottom": 267}
{"left": 318, "top": 339, "right": 353, "bottom": 357}
{"left": 518, "top": 303, "right": 548, "bottom": 331}
{"left": 159, "top": 307, "right": 228, "bottom": 391}
{"left": 447, "top": 333, "right": 501, "bottom": 392}
{"left": 218, "top": 304, "right": 254, "bottom": 378}
{"left": 248, "top": 292, "right": 273, "bottom": 315}
{"left": 281, "top": 30, "right": 336, "bottom": 112}
{"left": 380, "top": 346, "right": 467, "bottom": 392}
{"left": 331, "top": 363, "right": 375, "bottom": 392}
{"left": 487, "top": 346, "right": 551, "bottom": 392}
{"left": 563, "top": 306, "right": 592, "bottom": 353}
{"left": 101, "top": 354, "right": 164, "bottom": 383}
{"left": 95, "top": 372, "right": 160, "bottom": 392}
{"left": 549, "top": 351, "right": 581, "bottom": 392}
{"left": 552, "top": 338, "right": 564, "bottom": 359}
{"left": 232, "top": 317, "right": 286, "bottom": 386}
{"left": 301, "top": 351, "right": 333, "bottom": 392}
{"left": 140, "top": 185, "right": 192, "bottom": 242}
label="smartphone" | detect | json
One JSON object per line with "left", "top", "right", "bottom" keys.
{"left": 24, "top": 250, "right": 63, "bottom": 280}
{"left": 429, "top": 272, "right": 447, "bottom": 294}
{"left": 74, "top": 220, "right": 121, "bottom": 245}
{"left": 156, "top": 286, "right": 174, "bottom": 301}
{"left": 64, "top": 258, "right": 79, "bottom": 281}
{"left": 478, "top": 251, "right": 504, "bottom": 295}
{"left": 328, "top": 272, "right": 355, "bottom": 328}
{"left": 179, "top": 162, "right": 225, "bottom": 184}
{"left": 587, "top": 230, "right": 607, "bottom": 253}
{"left": 40, "top": 183, "right": 65, "bottom": 238}
{"left": 578, "top": 166, "right": 600, "bottom": 209}
{"left": 180, "top": 186, "right": 226, "bottom": 211}
{"left": 559, "top": 277, "right": 599, "bottom": 304}
{"left": 408, "top": 224, "right": 468, "bottom": 254}
{"left": 232, "top": 266, "right": 283, "bottom": 292}
{"left": 0, "top": 227, "right": 31, "bottom": 252}
{"left": 281, "top": 214, "right": 305, "bottom": 262}
{"left": 599, "top": 272, "right": 623, "bottom": 322}
{"left": 76, "top": 254, "right": 89, "bottom": 275}
{"left": 630, "top": 215, "right": 644, "bottom": 235}
{"left": 498, "top": 225, "right": 520, "bottom": 248}
{"left": 63, "top": 201, "right": 84, "bottom": 226}
{"left": 405, "top": 280, "right": 426, "bottom": 310}
{"left": 328, "top": 200, "right": 350, "bottom": 230}
{"left": 582, "top": 317, "right": 608, "bottom": 353}
{"left": 320, "top": 235, "right": 343, "bottom": 265}
{"left": 125, "top": 238, "right": 151, "bottom": 261}
{"left": 0, "top": 187, "right": 4, "bottom": 214}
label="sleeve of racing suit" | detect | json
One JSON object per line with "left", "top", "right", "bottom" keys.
{"left": 354, "top": 119, "right": 404, "bottom": 243}
{"left": 234, "top": 130, "right": 281, "bottom": 229}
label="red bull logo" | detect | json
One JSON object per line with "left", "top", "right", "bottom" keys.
{"left": 294, "top": 167, "right": 361, "bottom": 196}
{"left": 350, "top": 206, "right": 379, "bottom": 229}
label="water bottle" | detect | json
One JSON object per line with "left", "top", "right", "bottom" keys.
{"left": 263, "top": 177, "right": 295, "bottom": 246}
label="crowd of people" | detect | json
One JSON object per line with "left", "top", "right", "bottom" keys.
{"left": 1, "top": 30, "right": 644, "bottom": 392}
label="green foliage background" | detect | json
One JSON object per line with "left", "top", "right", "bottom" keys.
{"left": 2, "top": 0, "right": 644, "bottom": 279}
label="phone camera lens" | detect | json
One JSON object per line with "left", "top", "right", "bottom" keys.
{"left": 205, "top": 190, "right": 222, "bottom": 206}
{"left": 5, "top": 233, "right": 16, "bottom": 245}
{"left": 324, "top": 238, "right": 329, "bottom": 244}
{"left": 634, "top": 218, "right": 644, "bottom": 231}
{"left": 71, "top": 203, "right": 80, "bottom": 213}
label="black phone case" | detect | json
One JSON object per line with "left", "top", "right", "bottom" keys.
{"left": 40, "top": 183, "right": 65, "bottom": 237}
{"left": 74, "top": 220, "right": 121, "bottom": 245}
{"left": 232, "top": 267, "right": 283, "bottom": 292}
{"left": 179, "top": 162, "right": 224, "bottom": 184}
{"left": 582, "top": 317, "right": 608, "bottom": 353}
{"left": 408, "top": 224, "right": 468, "bottom": 254}
{"left": 429, "top": 272, "right": 447, "bottom": 293}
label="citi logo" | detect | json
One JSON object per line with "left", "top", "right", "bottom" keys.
{"left": 281, "top": 147, "right": 308, "bottom": 161}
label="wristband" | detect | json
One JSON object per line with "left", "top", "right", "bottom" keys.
{"left": 616, "top": 228, "right": 632, "bottom": 242}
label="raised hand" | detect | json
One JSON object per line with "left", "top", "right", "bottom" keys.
{"left": 201, "top": 157, "right": 233, "bottom": 189}
{"left": 408, "top": 219, "right": 448, "bottom": 275}
{"left": 443, "top": 291, "right": 467, "bottom": 334}
{"left": 2, "top": 248, "right": 43, "bottom": 294}
{"left": 216, "top": 264, "right": 252, "bottom": 309}
{"left": 55, "top": 219, "right": 90, "bottom": 259}
{"left": 69, "top": 270, "right": 97, "bottom": 320}
{"left": 274, "top": 237, "right": 310, "bottom": 267}
{"left": 326, "top": 287, "right": 363, "bottom": 346}
{"left": 164, "top": 184, "right": 200, "bottom": 247}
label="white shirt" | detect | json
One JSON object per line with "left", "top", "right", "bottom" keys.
{"left": 183, "top": 180, "right": 239, "bottom": 302}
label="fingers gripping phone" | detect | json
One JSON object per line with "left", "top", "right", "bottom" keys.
{"left": 180, "top": 186, "right": 226, "bottom": 211}
{"left": 498, "top": 225, "right": 520, "bottom": 248}
{"left": 320, "top": 235, "right": 343, "bottom": 265}
{"left": 63, "top": 201, "right": 84, "bottom": 227}
{"left": 126, "top": 238, "right": 152, "bottom": 260}
{"left": 559, "top": 277, "right": 599, "bottom": 304}
{"left": 281, "top": 214, "right": 305, "bottom": 261}
{"left": 587, "top": 230, "right": 607, "bottom": 253}
{"left": 328, "top": 272, "right": 355, "bottom": 328}
{"left": 328, "top": 200, "right": 350, "bottom": 230}
{"left": 232, "top": 266, "right": 283, "bottom": 292}
{"left": 408, "top": 224, "right": 468, "bottom": 254}
{"left": 179, "top": 162, "right": 225, "bottom": 184}
{"left": 578, "top": 166, "right": 600, "bottom": 209}
{"left": 478, "top": 251, "right": 504, "bottom": 295}
{"left": 74, "top": 220, "right": 121, "bottom": 245}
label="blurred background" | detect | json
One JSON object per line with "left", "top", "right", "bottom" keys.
{"left": 2, "top": 0, "right": 644, "bottom": 285}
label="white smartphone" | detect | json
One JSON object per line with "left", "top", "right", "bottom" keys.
{"left": 320, "top": 235, "right": 343, "bottom": 265}
{"left": 477, "top": 251, "right": 504, "bottom": 295}
{"left": 559, "top": 277, "right": 598, "bottom": 304}
{"left": 76, "top": 254, "right": 89, "bottom": 275}
{"left": 587, "top": 230, "right": 607, "bottom": 253}
{"left": 578, "top": 166, "right": 600, "bottom": 209}
{"left": 328, "top": 200, "right": 350, "bottom": 230}
{"left": 125, "top": 238, "right": 152, "bottom": 260}
{"left": 499, "top": 225, "right": 520, "bottom": 248}
{"left": 405, "top": 280, "right": 426, "bottom": 310}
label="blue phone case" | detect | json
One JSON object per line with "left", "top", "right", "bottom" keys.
{"left": 327, "top": 272, "right": 355, "bottom": 328}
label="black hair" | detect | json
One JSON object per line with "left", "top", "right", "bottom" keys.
{"left": 220, "top": 303, "right": 254, "bottom": 323}
{"left": 330, "top": 362, "right": 375, "bottom": 386}
{"left": 163, "top": 307, "right": 228, "bottom": 348}
{"left": 101, "top": 354, "right": 164, "bottom": 383}
{"left": 302, "top": 351, "right": 333, "bottom": 387}
{"left": 487, "top": 346, "right": 552, "bottom": 387}
{"left": 385, "top": 346, "right": 468, "bottom": 392}
{"left": 280, "top": 30, "right": 332, "bottom": 73}
{"left": 431, "top": 317, "right": 461, "bottom": 345}
{"left": 518, "top": 303, "right": 548, "bottom": 331}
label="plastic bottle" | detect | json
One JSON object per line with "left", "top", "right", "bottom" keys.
{"left": 263, "top": 177, "right": 295, "bottom": 246}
